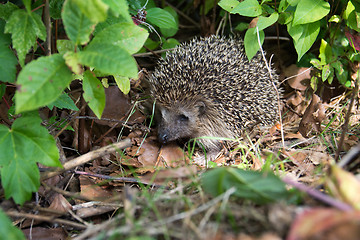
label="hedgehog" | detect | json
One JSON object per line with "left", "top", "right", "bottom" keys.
{"left": 147, "top": 35, "right": 279, "bottom": 159}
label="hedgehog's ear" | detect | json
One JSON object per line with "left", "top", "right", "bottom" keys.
{"left": 196, "top": 101, "right": 206, "bottom": 115}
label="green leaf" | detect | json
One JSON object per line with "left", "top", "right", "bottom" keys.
{"left": 218, "top": 0, "right": 241, "bottom": 12}
{"left": 319, "top": 39, "right": 333, "bottom": 64}
{"left": 161, "top": 38, "right": 180, "bottom": 58}
{"left": 293, "top": 0, "right": 330, "bottom": 25}
{"left": 102, "top": 0, "right": 132, "bottom": 21}
{"left": 321, "top": 64, "right": 332, "bottom": 82}
{"left": 0, "top": 45, "right": 17, "bottom": 83}
{"left": 73, "top": 0, "right": 109, "bottom": 23}
{"left": 288, "top": 21, "right": 321, "bottom": 61}
{"left": 83, "top": 70, "right": 105, "bottom": 118}
{"left": 15, "top": 54, "right": 73, "bottom": 113}
{"left": 244, "top": 27, "right": 264, "bottom": 61}
{"left": 0, "top": 113, "right": 61, "bottom": 204}
{"left": 62, "top": 0, "right": 95, "bottom": 45}
{"left": 4, "top": 9, "right": 46, "bottom": 66}
{"left": 147, "top": 8, "right": 178, "bottom": 34}
{"left": 48, "top": 93, "right": 79, "bottom": 111}
{"left": 201, "top": 167, "right": 289, "bottom": 204}
{"left": 231, "top": 0, "right": 262, "bottom": 17}
{"left": 0, "top": 2, "right": 19, "bottom": 21}
{"left": 332, "top": 61, "right": 350, "bottom": 86}
{"left": 114, "top": 75, "right": 130, "bottom": 94}
{"left": 91, "top": 22, "right": 149, "bottom": 54}
{"left": 49, "top": 0, "right": 64, "bottom": 19}
{"left": 0, "top": 20, "right": 11, "bottom": 46}
{"left": 78, "top": 42, "right": 138, "bottom": 78}
{"left": 256, "top": 12, "right": 279, "bottom": 31}
{"left": 0, "top": 210, "right": 25, "bottom": 239}
{"left": 56, "top": 39, "right": 78, "bottom": 55}
{"left": 161, "top": 6, "right": 179, "bottom": 37}
{"left": 64, "top": 51, "right": 83, "bottom": 75}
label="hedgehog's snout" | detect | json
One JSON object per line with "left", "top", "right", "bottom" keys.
{"left": 158, "top": 130, "right": 170, "bottom": 144}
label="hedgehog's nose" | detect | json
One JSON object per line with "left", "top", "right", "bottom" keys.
{"left": 158, "top": 132, "right": 169, "bottom": 144}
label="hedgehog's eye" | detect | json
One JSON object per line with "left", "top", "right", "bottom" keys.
{"left": 178, "top": 114, "right": 189, "bottom": 122}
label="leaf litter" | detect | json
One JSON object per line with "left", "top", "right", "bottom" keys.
{"left": 3, "top": 43, "right": 360, "bottom": 240}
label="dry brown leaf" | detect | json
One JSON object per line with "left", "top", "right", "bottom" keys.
{"left": 283, "top": 65, "right": 311, "bottom": 91}
{"left": 48, "top": 193, "right": 72, "bottom": 213}
{"left": 23, "top": 227, "right": 67, "bottom": 240}
{"left": 326, "top": 165, "right": 360, "bottom": 209}
{"left": 79, "top": 175, "right": 113, "bottom": 200}
{"left": 90, "top": 86, "right": 145, "bottom": 127}
{"left": 140, "top": 166, "right": 198, "bottom": 185}
{"left": 287, "top": 208, "right": 360, "bottom": 240}
{"left": 299, "top": 94, "right": 326, "bottom": 137}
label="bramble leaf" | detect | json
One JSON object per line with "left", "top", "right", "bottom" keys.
{"left": 0, "top": 44, "right": 17, "bottom": 83}
{"left": 15, "top": 54, "right": 73, "bottom": 113}
{"left": 83, "top": 70, "right": 105, "bottom": 118}
{"left": 78, "top": 42, "right": 138, "bottom": 78}
{"left": 114, "top": 75, "right": 130, "bottom": 95}
{"left": 0, "top": 113, "right": 61, "bottom": 204}
{"left": 91, "top": 22, "right": 149, "bottom": 54}
{"left": 73, "top": 0, "right": 109, "bottom": 23}
{"left": 4, "top": 9, "right": 46, "bottom": 66}
{"left": 102, "top": 0, "right": 132, "bottom": 21}
{"left": 62, "top": 0, "right": 95, "bottom": 45}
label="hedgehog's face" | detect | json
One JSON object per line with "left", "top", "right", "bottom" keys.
{"left": 156, "top": 101, "right": 206, "bottom": 144}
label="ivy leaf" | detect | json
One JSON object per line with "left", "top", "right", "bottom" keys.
{"left": 293, "top": 0, "right": 330, "bottom": 25}
{"left": 0, "top": 210, "right": 25, "bottom": 239}
{"left": 73, "top": 0, "right": 109, "bottom": 23}
{"left": 0, "top": 113, "right": 61, "bottom": 204}
{"left": 15, "top": 54, "right": 73, "bottom": 113}
{"left": 288, "top": 21, "right": 321, "bottom": 61}
{"left": 91, "top": 22, "right": 149, "bottom": 54}
{"left": 201, "top": 167, "right": 289, "bottom": 204}
{"left": 102, "top": 0, "right": 132, "bottom": 21}
{"left": 231, "top": 0, "right": 262, "bottom": 17}
{"left": 4, "top": 9, "right": 46, "bottom": 66}
{"left": 78, "top": 42, "right": 138, "bottom": 78}
{"left": 83, "top": 70, "right": 105, "bottom": 118}
{"left": 0, "top": 45, "right": 17, "bottom": 83}
{"left": 62, "top": 0, "right": 95, "bottom": 45}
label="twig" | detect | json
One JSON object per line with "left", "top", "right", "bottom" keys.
{"left": 335, "top": 68, "right": 359, "bottom": 161}
{"left": 44, "top": 0, "right": 51, "bottom": 55}
{"left": 256, "top": 27, "right": 285, "bottom": 148}
{"left": 6, "top": 211, "right": 87, "bottom": 229}
{"left": 40, "top": 139, "right": 132, "bottom": 180}
{"left": 282, "top": 176, "right": 353, "bottom": 211}
{"left": 165, "top": 1, "right": 201, "bottom": 29}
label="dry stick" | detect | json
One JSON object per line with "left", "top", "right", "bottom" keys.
{"left": 282, "top": 176, "right": 353, "bottom": 211}
{"left": 41, "top": 139, "right": 132, "bottom": 180}
{"left": 6, "top": 211, "right": 87, "bottom": 229}
{"left": 165, "top": 1, "right": 201, "bottom": 29}
{"left": 335, "top": 69, "right": 359, "bottom": 162}
{"left": 44, "top": 0, "right": 51, "bottom": 56}
{"left": 256, "top": 27, "right": 285, "bottom": 148}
